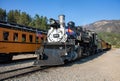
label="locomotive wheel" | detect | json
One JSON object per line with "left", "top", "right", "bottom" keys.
{"left": 86, "top": 51, "right": 90, "bottom": 56}
{"left": 90, "top": 48, "right": 95, "bottom": 55}
{"left": 64, "top": 59, "right": 69, "bottom": 64}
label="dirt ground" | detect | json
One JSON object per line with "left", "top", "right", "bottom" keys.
{"left": 7, "top": 48, "right": 120, "bottom": 81}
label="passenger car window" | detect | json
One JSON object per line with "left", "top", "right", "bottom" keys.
{"left": 29, "top": 35, "right": 33, "bottom": 42}
{"left": 36, "top": 37, "right": 39, "bottom": 43}
{"left": 13, "top": 33, "right": 18, "bottom": 41}
{"left": 22, "top": 34, "right": 26, "bottom": 42}
{"left": 3, "top": 32, "right": 9, "bottom": 40}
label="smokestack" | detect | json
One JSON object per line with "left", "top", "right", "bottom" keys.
{"left": 58, "top": 15, "right": 65, "bottom": 28}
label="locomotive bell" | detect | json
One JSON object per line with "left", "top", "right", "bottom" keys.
{"left": 58, "top": 15, "right": 65, "bottom": 28}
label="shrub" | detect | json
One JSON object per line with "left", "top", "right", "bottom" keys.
{"left": 98, "top": 32, "right": 120, "bottom": 48}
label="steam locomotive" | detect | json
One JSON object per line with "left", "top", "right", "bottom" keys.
{"left": 34, "top": 15, "right": 111, "bottom": 66}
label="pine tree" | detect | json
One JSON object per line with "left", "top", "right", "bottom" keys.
{"left": 0, "top": 8, "right": 6, "bottom": 21}
{"left": 17, "top": 12, "right": 32, "bottom": 26}
{"left": 7, "top": 10, "right": 16, "bottom": 23}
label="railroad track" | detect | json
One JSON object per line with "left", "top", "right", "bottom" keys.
{"left": 0, "top": 66, "right": 46, "bottom": 81}
{"left": 0, "top": 52, "right": 104, "bottom": 81}
{"left": 0, "top": 57, "right": 47, "bottom": 81}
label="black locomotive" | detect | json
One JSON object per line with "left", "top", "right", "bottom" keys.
{"left": 34, "top": 15, "right": 110, "bottom": 66}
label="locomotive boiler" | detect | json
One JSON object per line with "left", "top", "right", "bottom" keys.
{"left": 34, "top": 15, "right": 103, "bottom": 66}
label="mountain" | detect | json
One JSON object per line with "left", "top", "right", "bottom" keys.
{"left": 83, "top": 20, "right": 120, "bottom": 33}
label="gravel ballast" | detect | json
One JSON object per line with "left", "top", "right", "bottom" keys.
{"left": 4, "top": 49, "right": 120, "bottom": 81}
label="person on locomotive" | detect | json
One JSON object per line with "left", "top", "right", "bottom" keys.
{"left": 66, "top": 21, "right": 77, "bottom": 39}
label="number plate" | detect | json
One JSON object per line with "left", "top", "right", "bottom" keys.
{"left": 53, "top": 34, "right": 59, "bottom": 38}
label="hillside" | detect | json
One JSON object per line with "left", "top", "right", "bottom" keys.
{"left": 83, "top": 20, "right": 120, "bottom": 48}
{"left": 84, "top": 20, "right": 120, "bottom": 33}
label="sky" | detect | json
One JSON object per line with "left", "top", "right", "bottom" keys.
{"left": 0, "top": 0, "right": 120, "bottom": 26}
